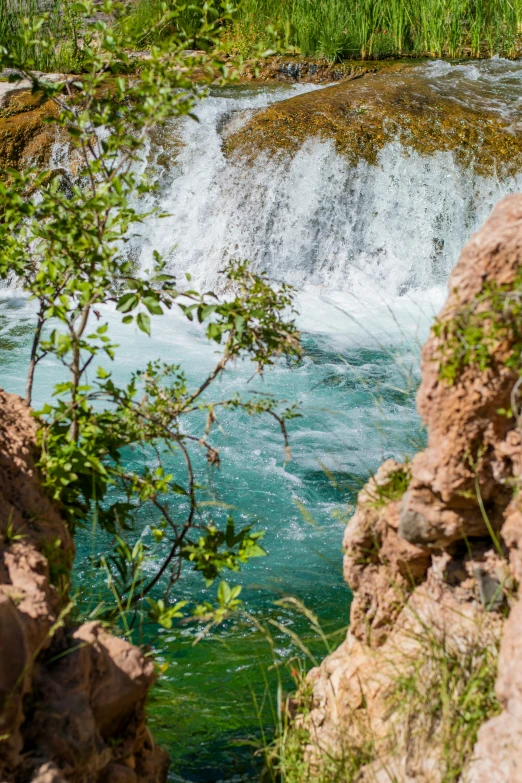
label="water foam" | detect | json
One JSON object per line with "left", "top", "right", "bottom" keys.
{"left": 134, "top": 74, "right": 522, "bottom": 298}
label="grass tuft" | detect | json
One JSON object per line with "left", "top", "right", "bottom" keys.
{"left": 228, "top": 0, "right": 522, "bottom": 61}
{"left": 0, "top": 0, "right": 85, "bottom": 72}
{"left": 388, "top": 624, "right": 501, "bottom": 782}
{"left": 367, "top": 464, "right": 411, "bottom": 509}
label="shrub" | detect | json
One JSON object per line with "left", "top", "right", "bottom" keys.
{"left": 0, "top": 0, "right": 301, "bottom": 633}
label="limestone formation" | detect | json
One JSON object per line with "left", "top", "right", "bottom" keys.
{"left": 304, "top": 194, "right": 522, "bottom": 782}
{"left": 0, "top": 87, "right": 59, "bottom": 172}
{"left": 342, "top": 460, "right": 430, "bottom": 648}
{"left": 223, "top": 67, "right": 522, "bottom": 178}
{"left": 400, "top": 194, "right": 522, "bottom": 550}
{"left": 0, "top": 390, "right": 168, "bottom": 783}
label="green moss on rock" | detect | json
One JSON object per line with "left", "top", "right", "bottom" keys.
{"left": 224, "top": 67, "right": 522, "bottom": 178}
{"left": 0, "top": 91, "right": 58, "bottom": 173}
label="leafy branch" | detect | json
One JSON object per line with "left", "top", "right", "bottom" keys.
{"left": 0, "top": 0, "right": 301, "bottom": 636}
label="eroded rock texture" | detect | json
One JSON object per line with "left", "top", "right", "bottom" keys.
{"left": 223, "top": 69, "right": 522, "bottom": 178}
{"left": 239, "top": 57, "right": 396, "bottom": 84}
{"left": 0, "top": 390, "right": 168, "bottom": 783}
{"left": 305, "top": 195, "right": 522, "bottom": 782}
{"left": 400, "top": 194, "right": 522, "bottom": 549}
{"left": 0, "top": 87, "right": 59, "bottom": 172}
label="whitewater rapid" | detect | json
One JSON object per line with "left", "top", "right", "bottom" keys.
{"left": 134, "top": 63, "right": 522, "bottom": 300}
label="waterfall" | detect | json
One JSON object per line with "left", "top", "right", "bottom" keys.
{"left": 133, "top": 68, "right": 522, "bottom": 298}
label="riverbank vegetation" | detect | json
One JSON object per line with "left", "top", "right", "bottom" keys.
{"left": 265, "top": 614, "right": 501, "bottom": 783}
{"left": 225, "top": 0, "right": 522, "bottom": 60}
{"left": 0, "top": 0, "right": 82, "bottom": 71}
{"left": 1, "top": 0, "right": 521, "bottom": 72}
{"left": 114, "top": 0, "right": 522, "bottom": 60}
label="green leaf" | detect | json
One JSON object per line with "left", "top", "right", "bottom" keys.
{"left": 207, "top": 322, "right": 222, "bottom": 342}
{"left": 218, "top": 580, "right": 231, "bottom": 606}
{"left": 199, "top": 304, "right": 217, "bottom": 322}
{"left": 143, "top": 296, "right": 163, "bottom": 315}
{"left": 137, "top": 311, "right": 151, "bottom": 335}
{"left": 117, "top": 293, "right": 139, "bottom": 313}
{"left": 234, "top": 315, "right": 245, "bottom": 336}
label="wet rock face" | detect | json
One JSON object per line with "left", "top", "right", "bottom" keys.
{"left": 0, "top": 88, "right": 59, "bottom": 171}
{"left": 223, "top": 67, "right": 522, "bottom": 178}
{"left": 305, "top": 194, "right": 522, "bottom": 782}
{"left": 0, "top": 390, "right": 168, "bottom": 783}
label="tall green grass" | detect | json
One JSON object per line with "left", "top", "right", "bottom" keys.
{"left": 0, "top": 0, "right": 84, "bottom": 72}
{"left": 0, "top": 0, "right": 210, "bottom": 71}
{"left": 2, "top": 0, "right": 519, "bottom": 68}
{"left": 114, "top": 0, "right": 208, "bottom": 49}
{"left": 232, "top": 0, "right": 522, "bottom": 61}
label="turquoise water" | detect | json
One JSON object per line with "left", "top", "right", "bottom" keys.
{"left": 0, "top": 291, "right": 435, "bottom": 779}
{"left": 2, "top": 60, "right": 522, "bottom": 781}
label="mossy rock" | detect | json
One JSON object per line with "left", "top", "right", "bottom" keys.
{"left": 0, "top": 90, "right": 58, "bottom": 173}
{"left": 0, "top": 88, "right": 49, "bottom": 119}
{"left": 224, "top": 67, "right": 522, "bottom": 178}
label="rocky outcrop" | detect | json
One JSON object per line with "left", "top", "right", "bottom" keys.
{"left": 342, "top": 460, "right": 431, "bottom": 648}
{"left": 463, "top": 599, "right": 522, "bottom": 783}
{"left": 224, "top": 67, "right": 522, "bottom": 178}
{"left": 463, "top": 494, "right": 522, "bottom": 783}
{"left": 400, "top": 195, "right": 522, "bottom": 550}
{"left": 303, "top": 194, "right": 522, "bottom": 782}
{"left": 0, "top": 86, "right": 60, "bottom": 172}
{"left": 0, "top": 390, "right": 168, "bottom": 783}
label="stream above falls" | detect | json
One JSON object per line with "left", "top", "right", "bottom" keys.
{"left": 2, "top": 58, "right": 522, "bottom": 782}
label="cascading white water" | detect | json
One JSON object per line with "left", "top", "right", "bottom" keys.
{"left": 134, "top": 64, "right": 522, "bottom": 298}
